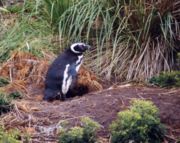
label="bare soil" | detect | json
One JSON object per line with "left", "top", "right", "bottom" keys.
{"left": 1, "top": 84, "right": 180, "bottom": 143}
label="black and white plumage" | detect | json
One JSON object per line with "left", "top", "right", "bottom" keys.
{"left": 43, "top": 42, "right": 90, "bottom": 101}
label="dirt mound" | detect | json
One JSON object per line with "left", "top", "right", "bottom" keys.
{"left": 0, "top": 85, "right": 179, "bottom": 142}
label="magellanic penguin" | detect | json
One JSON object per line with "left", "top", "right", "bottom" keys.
{"left": 43, "top": 42, "right": 90, "bottom": 101}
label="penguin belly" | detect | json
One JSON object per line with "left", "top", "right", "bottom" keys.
{"left": 62, "top": 64, "right": 73, "bottom": 95}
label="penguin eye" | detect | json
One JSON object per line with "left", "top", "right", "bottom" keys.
{"left": 74, "top": 45, "right": 86, "bottom": 52}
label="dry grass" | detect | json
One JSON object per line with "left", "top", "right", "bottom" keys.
{"left": 0, "top": 51, "right": 50, "bottom": 95}
{"left": 78, "top": 66, "right": 103, "bottom": 92}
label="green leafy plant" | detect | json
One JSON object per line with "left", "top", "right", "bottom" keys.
{"left": 81, "top": 117, "right": 100, "bottom": 143}
{"left": 58, "top": 117, "right": 100, "bottom": 143}
{"left": 8, "top": 91, "right": 22, "bottom": 99}
{"left": 59, "top": 126, "right": 84, "bottom": 143}
{"left": 0, "top": 92, "right": 11, "bottom": 115}
{"left": 0, "top": 77, "right": 9, "bottom": 87}
{"left": 110, "top": 99, "right": 165, "bottom": 143}
{"left": 0, "top": 127, "right": 21, "bottom": 143}
{"left": 149, "top": 71, "right": 180, "bottom": 87}
{"left": 0, "top": 91, "right": 22, "bottom": 115}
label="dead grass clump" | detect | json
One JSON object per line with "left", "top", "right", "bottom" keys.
{"left": 0, "top": 51, "right": 49, "bottom": 85}
{"left": 78, "top": 66, "right": 103, "bottom": 92}
{"left": 0, "top": 51, "right": 49, "bottom": 96}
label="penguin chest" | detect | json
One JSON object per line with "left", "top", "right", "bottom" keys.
{"left": 75, "top": 55, "right": 83, "bottom": 72}
{"left": 61, "top": 55, "right": 83, "bottom": 95}
{"left": 62, "top": 64, "right": 73, "bottom": 95}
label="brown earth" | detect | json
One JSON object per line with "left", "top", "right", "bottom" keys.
{"left": 0, "top": 52, "right": 180, "bottom": 143}
{"left": 1, "top": 84, "right": 180, "bottom": 143}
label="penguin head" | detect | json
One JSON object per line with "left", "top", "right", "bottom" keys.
{"left": 70, "top": 42, "right": 90, "bottom": 54}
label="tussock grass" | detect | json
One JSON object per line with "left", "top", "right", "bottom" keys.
{"left": 58, "top": 0, "right": 180, "bottom": 81}
{"left": 0, "top": 0, "right": 55, "bottom": 62}
{"left": 43, "top": 0, "right": 76, "bottom": 29}
{"left": 0, "top": 16, "right": 55, "bottom": 59}
{"left": 1, "top": 0, "right": 179, "bottom": 82}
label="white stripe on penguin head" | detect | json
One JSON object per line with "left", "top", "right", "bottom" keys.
{"left": 70, "top": 43, "right": 86, "bottom": 54}
{"left": 62, "top": 64, "right": 72, "bottom": 95}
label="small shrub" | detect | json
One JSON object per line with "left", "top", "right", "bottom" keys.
{"left": 59, "top": 126, "right": 84, "bottom": 143}
{"left": 130, "top": 99, "right": 159, "bottom": 117}
{"left": 81, "top": 117, "right": 100, "bottom": 143}
{"left": 0, "top": 92, "right": 11, "bottom": 115}
{"left": 0, "top": 77, "right": 9, "bottom": 87}
{"left": 149, "top": 71, "right": 180, "bottom": 87}
{"left": 58, "top": 117, "right": 100, "bottom": 143}
{"left": 0, "top": 91, "right": 22, "bottom": 115}
{"left": 9, "top": 91, "right": 22, "bottom": 100}
{"left": 110, "top": 99, "right": 165, "bottom": 143}
{"left": 0, "top": 127, "right": 21, "bottom": 143}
